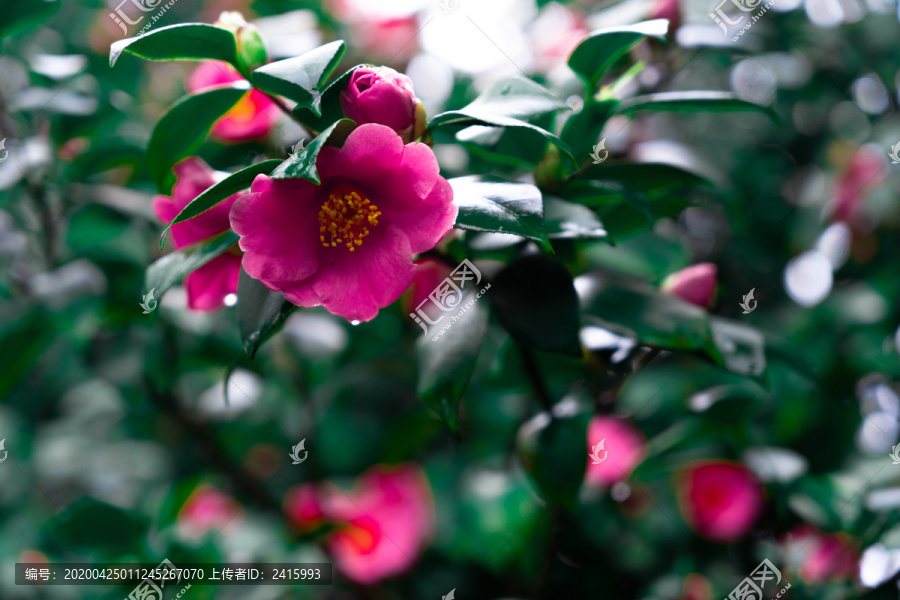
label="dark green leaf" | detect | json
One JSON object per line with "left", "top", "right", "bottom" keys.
{"left": 449, "top": 176, "right": 551, "bottom": 252}
{"left": 1, "top": 0, "right": 59, "bottom": 39}
{"left": 270, "top": 119, "right": 356, "bottom": 184}
{"left": 147, "top": 86, "right": 247, "bottom": 193}
{"left": 251, "top": 40, "right": 346, "bottom": 115}
{"left": 490, "top": 254, "right": 581, "bottom": 356}
{"left": 416, "top": 290, "right": 490, "bottom": 431}
{"left": 561, "top": 99, "right": 618, "bottom": 164}
{"left": 428, "top": 77, "right": 575, "bottom": 166}
{"left": 617, "top": 91, "right": 780, "bottom": 122}
{"left": 145, "top": 230, "right": 238, "bottom": 301}
{"left": 578, "top": 272, "right": 724, "bottom": 363}
{"left": 159, "top": 159, "right": 281, "bottom": 249}
{"left": 110, "top": 23, "right": 238, "bottom": 70}
{"left": 567, "top": 20, "right": 669, "bottom": 86}
{"left": 543, "top": 197, "right": 609, "bottom": 241}
{"left": 293, "top": 65, "right": 365, "bottom": 132}
{"left": 51, "top": 498, "right": 148, "bottom": 553}
{"left": 571, "top": 163, "right": 710, "bottom": 197}
{"left": 237, "top": 268, "right": 296, "bottom": 358}
{"left": 518, "top": 408, "right": 591, "bottom": 509}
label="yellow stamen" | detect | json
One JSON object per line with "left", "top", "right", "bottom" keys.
{"left": 318, "top": 189, "right": 381, "bottom": 252}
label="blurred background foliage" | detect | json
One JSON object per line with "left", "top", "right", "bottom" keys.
{"left": 1, "top": 0, "right": 900, "bottom": 599}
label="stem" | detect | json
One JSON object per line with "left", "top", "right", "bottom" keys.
{"left": 518, "top": 344, "right": 554, "bottom": 411}
{"left": 263, "top": 91, "right": 298, "bottom": 122}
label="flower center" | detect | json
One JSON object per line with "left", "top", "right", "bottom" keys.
{"left": 318, "top": 188, "right": 382, "bottom": 252}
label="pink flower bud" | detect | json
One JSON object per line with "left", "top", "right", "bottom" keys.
{"left": 177, "top": 485, "right": 242, "bottom": 538}
{"left": 584, "top": 415, "right": 647, "bottom": 488}
{"left": 781, "top": 524, "right": 858, "bottom": 584}
{"left": 340, "top": 67, "right": 425, "bottom": 144}
{"left": 677, "top": 460, "right": 763, "bottom": 542}
{"left": 661, "top": 263, "right": 718, "bottom": 308}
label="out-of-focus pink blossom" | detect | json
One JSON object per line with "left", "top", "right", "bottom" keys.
{"left": 782, "top": 524, "right": 859, "bottom": 584}
{"left": 284, "top": 463, "right": 435, "bottom": 585}
{"left": 830, "top": 144, "right": 888, "bottom": 233}
{"left": 187, "top": 60, "right": 279, "bottom": 142}
{"left": 584, "top": 416, "right": 647, "bottom": 488}
{"left": 178, "top": 485, "right": 242, "bottom": 537}
{"left": 677, "top": 460, "right": 763, "bottom": 542}
{"left": 661, "top": 263, "right": 718, "bottom": 309}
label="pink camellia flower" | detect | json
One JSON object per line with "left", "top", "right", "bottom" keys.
{"left": 230, "top": 123, "right": 457, "bottom": 322}
{"left": 677, "top": 460, "right": 763, "bottom": 542}
{"left": 584, "top": 415, "right": 647, "bottom": 488}
{"left": 284, "top": 463, "right": 435, "bottom": 585}
{"left": 782, "top": 524, "right": 858, "bottom": 584}
{"left": 153, "top": 157, "right": 243, "bottom": 312}
{"left": 340, "top": 67, "right": 425, "bottom": 144}
{"left": 187, "top": 60, "right": 279, "bottom": 142}
{"left": 831, "top": 144, "right": 888, "bottom": 233}
{"left": 661, "top": 263, "right": 718, "bottom": 309}
{"left": 177, "top": 485, "right": 242, "bottom": 537}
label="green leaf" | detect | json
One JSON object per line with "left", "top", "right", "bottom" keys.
{"left": 428, "top": 77, "right": 576, "bottom": 167}
{"left": 237, "top": 268, "right": 296, "bottom": 358}
{"left": 159, "top": 159, "right": 281, "bottom": 249}
{"left": 543, "top": 197, "right": 609, "bottom": 241}
{"left": 147, "top": 86, "right": 247, "bottom": 193}
{"left": 293, "top": 65, "right": 365, "bottom": 132}
{"left": 1, "top": 0, "right": 59, "bottom": 39}
{"left": 518, "top": 408, "right": 591, "bottom": 509}
{"left": 490, "top": 255, "right": 582, "bottom": 356}
{"left": 51, "top": 498, "right": 148, "bottom": 553}
{"left": 270, "top": 119, "right": 356, "bottom": 184}
{"left": 449, "top": 176, "right": 551, "bottom": 252}
{"left": 561, "top": 99, "right": 618, "bottom": 164}
{"left": 567, "top": 19, "right": 669, "bottom": 86}
{"left": 110, "top": 23, "right": 239, "bottom": 70}
{"left": 571, "top": 163, "right": 710, "bottom": 195}
{"left": 416, "top": 290, "right": 490, "bottom": 431}
{"left": 145, "top": 230, "right": 239, "bottom": 301}
{"left": 251, "top": 40, "right": 346, "bottom": 116}
{"left": 616, "top": 91, "right": 780, "bottom": 122}
{"left": 578, "top": 272, "right": 724, "bottom": 363}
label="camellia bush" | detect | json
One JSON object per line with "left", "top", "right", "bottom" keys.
{"left": 2, "top": 1, "right": 900, "bottom": 599}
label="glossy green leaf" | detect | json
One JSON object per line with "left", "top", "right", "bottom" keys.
{"left": 578, "top": 272, "right": 724, "bottom": 363}
{"left": 147, "top": 86, "right": 247, "bottom": 193}
{"left": 159, "top": 159, "right": 281, "bottom": 249}
{"left": 617, "top": 91, "right": 780, "bottom": 122}
{"left": 428, "top": 77, "right": 575, "bottom": 166}
{"left": 270, "top": 119, "right": 356, "bottom": 184}
{"left": 490, "top": 255, "right": 582, "bottom": 356}
{"left": 110, "top": 23, "right": 238, "bottom": 69}
{"left": 237, "top": 268, "right": 295, "bottom": 358}
{"left": 561, "top": 99, "right": 618, "bottom": 164}
{"left": 518, "top": 408, "right": 591, "bottom": 509}
{"left": 416, "top": 291, "right": 490, "bottom": 431}
{"left": 571, "top": 163, "right": 710, "bottom": 196}
{"left": 251, "top": 40, "right": 346, "bottom": 115}
{"left": 543, "top": 197, "right": 609, "bottom": 241}
{"left": 449, "top": 176, "right": 551, "bottom": 252}
{"left": 145, "top": 230, "right": 238, "bottom": 301}
{"left": 567, "top": 19, "right": 669, "bottom": 86}
{"left": 293, "top": 65, "right": 365, "bottom": 132}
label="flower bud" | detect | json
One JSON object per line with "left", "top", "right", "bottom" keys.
{"left": 216, "top": 11, "right": 267, "bottom": 74}
{"left": 660, "top": 263, "right": 718, "bottom": 308}
{"left": 340, "top": 67, "right": 424, "bottom": 143}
